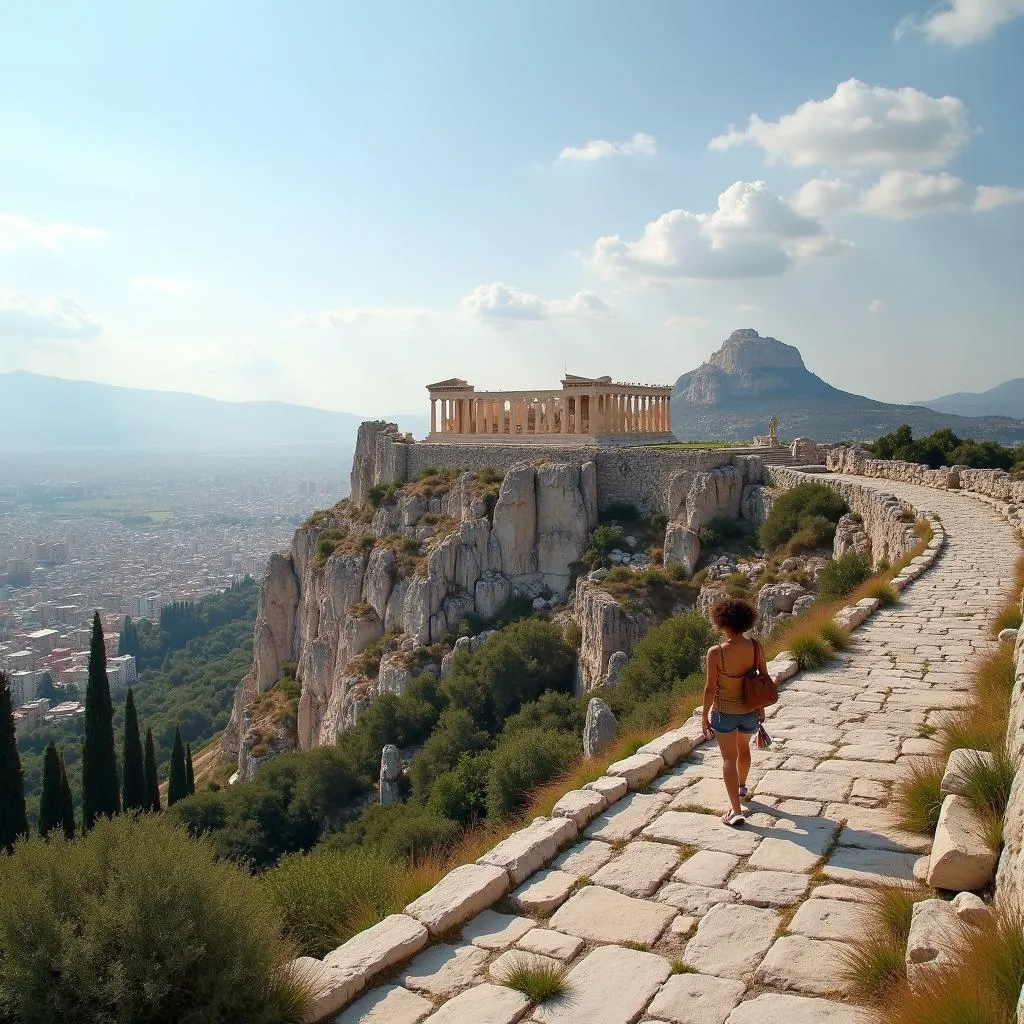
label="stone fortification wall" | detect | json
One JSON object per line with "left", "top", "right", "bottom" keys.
{"left": 998, "top": 591, "right": 1024, "bottom": 903}
{"left": 352, "top": 422, "right": 765, "bottom": 516}
{"left": 827, "top": 446, "right": 1024, "bottom": 534}
{"left": 766, "top": 465, "right": 922, "bottom": 568}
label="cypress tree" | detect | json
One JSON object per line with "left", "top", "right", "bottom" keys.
{"left": 82, "top": 612, "right": 120, "bottom": 829}
{"left": 38, "top": 741, "right": 63, "bottom": 837}
{"left": 185, "top": 743, "right": 196, "bottom": 795}
{"left": 0, "top": 670, "right": 29, "bottom": 852}
{"left": 167, "top": 725, "right": 188, "bottom": 807}
{"left": 144, "top": 727, "right": 161, "bottom": 812}
{"left": 120, "top": 689, "right": 147, "bottom": 812}
{"left": 59, "top": 753, "right": 76, "bottom": 839}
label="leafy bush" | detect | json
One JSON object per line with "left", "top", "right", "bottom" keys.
{"left": 871, "top": 422, "right": 1019, "bottom": 471}
{"left": 817, "top": 551, "right": 872, "bottom": 600}
{"left": 0, "top": 815, "right": 307, "bottom": 1024}
{"left": 409, "top": 708, "right": 490, "bottom": 801}
{"left": 323, "top": 802, "right": 461, "bottom": 863}
{"left": 500, "top": 690, "right": 586, "bottom": 739}
{"left": 588, "top": 524, "right": 625, "bottom": 555}
{"left": 263, "top": 845, "right": 431, "bottom": 958}
{"left": 366, "top": 483, "right": 399, "bottom": 508}
{"left": 785, "top": 514, "right": 837, "bottom": 555}
{"left": 618, "top": 613, "right": 715, "bottom": 702}
{"left": 486, "top": 728, "right": 577, "bottom": 822}
{"left": 427, "top": 751, "right": 492, "bottom": 825}
{"left": 758, "top": 483, "right": 849, "bottom": 551}
{"left": 698, "top": 526, "right": 715, "bottom": 546}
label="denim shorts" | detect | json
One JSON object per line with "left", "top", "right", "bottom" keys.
{"left": 710, "top": 709, "right": 760, "bottom": 735}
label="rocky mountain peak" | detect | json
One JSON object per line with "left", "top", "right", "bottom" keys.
{"left": 707, "top": 329, "right": 806, "bottom": 375}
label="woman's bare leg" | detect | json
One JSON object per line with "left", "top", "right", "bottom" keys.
{"left": 737, "top": 733, "right": 752, "bottom": 789}
{"left": 715, "top": 731, "right": 742, "bottom": 816}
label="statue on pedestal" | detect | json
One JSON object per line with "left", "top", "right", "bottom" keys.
{"left": 768, "top": 415, "right": 778, "bottom": 446}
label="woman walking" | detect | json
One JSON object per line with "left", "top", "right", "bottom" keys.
{"left": 701, "top": 597, "right": 768, "bottom": 826}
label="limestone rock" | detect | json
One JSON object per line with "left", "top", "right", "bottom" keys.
{"left": 535, "top": 462, "right": 590, "bottom": 590}
{"left": 584, "top": 775, "right": 628, "bottom": 804}
{"left": 683, "top": 902, "right": 780, "bottom": 979}
{"left": 548, "top": 884, "right": 675, "bottom": 946}
{"left": 590, "top": 840, "right": 678, "bottom": 897}
{"left": 940, "top": 748, "right": 996, "bottom": 797}
{"left": 379, "top": 744, "right": 402, "bottom": 807}
{"left": 583, "top": 697, "right": 618, "bottom": 757}
{"left": 324, "top": 913, "right": 428, "bottom": 978}
{"left": 755, "top": 933, "right": 853, "bottom": 996}
{"left": 287, "top": 956, "right": 362, "bottom": 1023}
{"left": 401, "top": 943, "right": 489, "bottom": 998}
{"left": 516, "top": 927, "right": 583, "bottom": 960}
{"left": 336, "top": 984, "right": 432, "bottom": 1024}
{"left": 474, "top": 573, "right": 511, "bottom": 621}
{"left": 491, "top": 464, "right": 537, "bottom": 577}
{"left": 603, "top": 650, "right": 628, "bottom": 686}
{"left": 928, "top": 795, "right": 998, "bottom": 891}
{"left": 664, "top": 521, "right": 701, "bottom": 576}
{"left": 478, "top": 816, "right": 578, "bottom": 886}
{"left": 906, "top": 898, "right": 958, "bottom": 987}
{"left": 950, "top": 890, "right": 993, "bottom": 926}
{"left": 647, "top": 973, "right": 746, "bottom": 1024}
{"left": 404, "top": 863, "right": 509, "bottom": 936}
{"left": 460, "top": 909, "right": 535, "bottom": 950}
{"left": 998, "top": 628, "right": 1018, "bottom": 642}
{"left": 606, "top": 751, "right": 665, "bottom": 788}
{"left": 419, "top": 983, "right": 528, "bottom": 1024}
{"left": 510, "top": 868, "right": 577, "bottom": 916}
{"left": 757, "top": 583, "right": 807, "bottom": 635}
{"left": 833, "top": 513, "right": 872, "bottom": 560}
{"left": 724, "top": 992, "right": 871, "bottom": 1024}
{"left": 551, "top": 788, "right": 607, "bottom": 828}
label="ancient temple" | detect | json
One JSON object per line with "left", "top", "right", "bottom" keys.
{"left": 426, "top": 374, "right": 675, "bottom": 445}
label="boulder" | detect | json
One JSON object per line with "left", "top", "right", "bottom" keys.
{"left": 940, "top": 748, "right": 996, "bottom": 797}
{"left": 491, "top": 464, "right": 537, "bottom": 577}
{"left": 474, "top": 573, "right": 510, "bottom": 621}
{"left": 584, "top": 698, "right": 618, "bottom": 757}
{"left": 950, "top": 891, "right": 993, "bottom": 926}
{"left": 999, "top": 628, "right": 1019, "bottom": 643}
{"left": 663, "top": 521, "right": 701, "bottom": 576}
{"left": 604, "top": 650, "right": 628, "bottom": 687}
{"left": 906, "top": 898, "right": 958, "bottom": 987}
{"left": 928, "top": 795, "right": 998, "bottom": 891}
{"left": 380, "top": 744, "right": 402, "bottom": 807}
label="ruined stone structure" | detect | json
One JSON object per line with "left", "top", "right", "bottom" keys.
{"left": 426, "top": 374, "right": 674, "bottom": 446}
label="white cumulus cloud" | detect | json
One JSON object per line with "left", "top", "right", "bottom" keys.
{"left": 974, "top": 184, "right": 1024, "bottom": 210}
{"left": 791, "top": 176, "right": 857, "bottom": 217}
{"left": 589, "top": 180, "right": 849, "bottom": 284}
{"left": 558, "top": 132, "right": 657, "bottom": 162}
{"left": 461, "top": 283, "right": 613, "bottom": 324}
{"left": 0, "top": 295, "right": 101, "bottom": 340}
{"left": 860, "top": 171, "right": 971, "bottom": 218}
{"left": 709, "top": 79, "right": 971, "bottom": 170}
{"left": 131, "top": 275, "right": 196, "bottom": 295}
{"left": 292, "top": 306, "right": 433, "bottom": 329}
{"left": 896, "top": 0, "right": 1024, "bottom": 45}
{"left": 0, "top": 212, "right": 108, "bottom": 250}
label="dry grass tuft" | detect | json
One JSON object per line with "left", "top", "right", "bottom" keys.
{"left": 495, "top": 955, "right": 570, "bottom": 1003}
{"left": 893, "top": 758, "right": 945, "bottom": 836}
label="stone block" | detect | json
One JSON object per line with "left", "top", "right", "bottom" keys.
{"left": 590, "top": 839, "right": 678, "bottom": 897}
{"left": 823, "top": 846, "right": 919, "bottom": 886}
{"left": 642, "top": 810, "right": 761, "bottom": 856}
{"left": 657, "top": 883, "right": 738, "bottom": 917}
{"left": 511, "top": 867, "right": 577, "bottom": 915}
{"left": 950, "top": 890, "right": 993, "bottom": 926}
{"left": 515, "top": 927, "right": 583, "bottom": 961}
{"left": 906, "top": 898, "right": 958, "bottom": 987}
{"left": 728, "top": 870, "right": 811, "bottom": 907}
{"left": 460, "top": 909, "right": 535, "bottom": 950}
{"left": 756, "top": 770, "right": 852, "bottom": 802}
{"left": 638, "top": 723, "right": 701, "bottom": 767}
{"left": 683, "top": 903, "right": 779, "bottom": 979}
{"left": 928, "top": 795, "right": 998, "bottom": 891}
{"left": 940, "top": 748, "right": 996, "bottom": 797}
{"left": 606, "top": 751, "right": 665, "bottom": 788}
{"left": 547, "top": 884, "right": 675, "bottom": 946}
{"left": 323, "top": 914, "right": 427, "bottom": 979}
{"left": 755, "top": 934, "right": 854, "bottom": 996}
{"left": 674, "top": 850, "right": 740, "bottom": 888}
{"left": 335, "top": 984, "right": 432, "bottom": 1024}
{"left": 551, "top": 788, "right": 606, "bottom": 828}
{"left": 479, "top": 816, "right": 578, "bottom": 886}
{"left": 404, "top": 862, "right": 509, "bottom": 936}
{"left": 553, "top": 838, "right": 614, "bottom": 877}
{"left": 724, "top": 992, "right": 871, "bottom": 1023}
{"left": 532, "top": 944, "right": 672, "bottom": 1024}
{"left": 401, "top": 943, "right": 488, "bottom": 997}
{"left": 288, "top": 957, "right": 362, "bottom": 1023}
{"left": 584, "top": 697, "right": 618, "bottom": 757}
{"left": 584, "top": 775, "right": 628, "bottom": 803}
{"left": 647, "top": 973, "right": 746, "bottom": 1024}
{"left": 585, "top": 792, "right": 669, "bottom": 842}
{"left": 788, "top": 897, "right": 869, "bottom": 941}
{"left": 422, "top": 983, "right": 530, "bottom": 1024}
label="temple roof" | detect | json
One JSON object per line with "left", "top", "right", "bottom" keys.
{"left": 427, "top": 378, "right": 473, "bottom": 391}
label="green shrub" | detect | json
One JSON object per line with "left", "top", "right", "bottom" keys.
{"left": 366, "top": 483, "right": 398, "bottom": 508}
{"left": 588, "top": 524, "right": 625, "bottom": 555}
{"left": 618, "top": 613, "right": 715, "bottom": 702}
{"left": 0, "top": 815, "right": 307, "bottom": 1024}
{"left": 500, "top": 690, "right": 587, "bottom": 739}
{"left": 785, "top": 514, "right": 836, "bottom": 554}
{"left": 698, "top": 526, "right": 715, "bottom": 546}
{"left": 427, "top": 751, "right": 492, "bottom": 825}
{"left": 409, "top": 708, "right": 490, "bottom": 801}
{"left": 789, "top": 634, "right": 833, "bottom": 671}
{"left": 486, "top": 728, "right": 577, "bottom": 822}
{"left": 759, "top": 483, "right": 849, "bottom": 551}
{"left": 263, "top": 845, "right": 427, "bottom": 958}
{"left": 477, "top": 466, "right": 503, "bottom": 485}
{"left": 326, "top": 802, "right": 462, "bottom": 862}
{"left": 817, "top": 551, "right": 872, "bottom": 600}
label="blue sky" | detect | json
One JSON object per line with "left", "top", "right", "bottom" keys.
{"left": 1, "top": 0, "right": 1022, "bottom": 415}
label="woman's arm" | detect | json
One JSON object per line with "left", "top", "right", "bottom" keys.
{"left": 702, "top": 647, "right": 718, "bottom": 737}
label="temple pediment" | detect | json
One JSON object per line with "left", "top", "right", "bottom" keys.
{"left": 427, "top": 378, "right": 473, "bottom": 392}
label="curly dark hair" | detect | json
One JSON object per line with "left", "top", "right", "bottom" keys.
{"left": 711, "top": 596, "right": 758, "bottom": 634}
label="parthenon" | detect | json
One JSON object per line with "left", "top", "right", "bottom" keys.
{"left": 426, "top": 374, "right": 675, "bottom": 445}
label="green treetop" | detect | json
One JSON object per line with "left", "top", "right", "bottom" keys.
{"left": 167, "top": 725, "right": 188, "bottom": 807}
{"left": 82, "top": 612, "right": 120, "bottom": 829}
{"left": 0, "top": 670, "right": 29, "bottom": 851}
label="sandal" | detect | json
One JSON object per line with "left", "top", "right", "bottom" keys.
{"left": 722, "top": 811, "right": 746, "bottom": 827}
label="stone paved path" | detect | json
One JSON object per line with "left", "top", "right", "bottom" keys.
{"left": 342, "top": 479, "right": 1020, "bottom": 1024}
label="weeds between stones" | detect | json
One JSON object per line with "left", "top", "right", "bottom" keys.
{"left": 818, "top": 621, "right": 852, "bottom": 652}
{"left": 496, "top": 955, "right": 570, "bottom": 1003}
{"left": 959, "top": 748, "right": 1016, "bottom": 851}
{"left": 670, "top": 960, "right": 698, "bottom": 974}
{"left": 893, "top": 759, "right": 945, "bottom": 835}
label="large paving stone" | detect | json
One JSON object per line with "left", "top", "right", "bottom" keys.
{"left": 745, "top": 826, "right": 835, "bottom": 873}
{"left": 553, "top": 839, "right": 614, "bottom": 877}
{"left": 324, "top": 913, "right": 428, "bottom": 977}
{"left": 461, "top": 910, "right": 535, "bottom": 950}
{"left": 754, "top": 934, "right": 854, "bottom": 996}
{"left": 756, "top": 770, "right": 852, "bottom": 802}
{"left": 724, "top": 992, "right": 871, "bottom": 1023}
{"left": 405, "top": 863, "right": 509, "bottom": 937}
{"left": 401, "top": 943, "right": 488, "bottom": 997}
{"left": 683, "top": 903, "right": 779, "bottom": 979}
{"left": 927, "top": 794, "right": 998, "bottom": 891}
{"left": 551, "top": 788, "right": 606, "bottom": 828}
{"left": 288, "top": 958, "right": 362, "bottom": 1022}
{"left": 642, "top": 811, "right": 761, "bottom": 856}
{"left": 336, "top": 984, "right": 433, "bottom": 1024}
{"left": 606, "top": 751, "right": 665, "bottom": 788}
{"left": 510, "top": 869, "right": 576, "bottom": 915}
{"left": 584, "top": 775, "right": 628, "bottom": 803}
{"left": 647, "top": 973, "right": 746, "bottom": 1024}
{"left": 834, "top": 742, "right": 900, "bottom": 762}
{"left": 825, "top": 802, "right": 932, "bottom": 854}
{"left": 479, "top": 817, "right": 578, "bottom": 886}
{"left": 815, "top": 759, "right": 902, "bottom": 781}
{"left": 515, "top": 928, "right": 583, "bottom": 961}
{"left": 657, "top": 883, "right": 738, "bottom": 917}
{"left": 532, "top": 944, "right": 671, "bottom": 1024}
{"left": 547, "top": 884, "right": 674, "bottom": 946}
{"left": 590, "top": 840, "right": 678, "bottom": 897}
{"left": 423, "top": 982, "right": 530, "bottom": 1024}
{"left": 728, "top": 870, "right": 810, "bottom": 907}
{"left": 674, "top": 850, "right": 739, "bottom": 888}
{"left": 823, "top": 846, "right": 920, "bottom": 886}
{"left": 811, "top": 883, "right": 877, "bottom": 903}
{"left": 585, "top": 792, "right": 669, "bottom": 842}
{"left": 788, "top": 897, "right": 869, "bottom": 940}
{"left": 670, "top": 777, "right": 731, "bottom": 812}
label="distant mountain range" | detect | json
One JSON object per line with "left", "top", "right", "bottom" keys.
{"left": 915, "top": 378, "right": 1024, "bottom": 420}
{"left": 0, "top": 372, "right": 429, "bottom": 451}
{"left": 671, "top": 330, "right": 1024, "bottom": 444}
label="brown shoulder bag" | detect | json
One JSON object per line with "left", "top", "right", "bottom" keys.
{"left": 742, "top": 640, "right": 778, "bottom": 712}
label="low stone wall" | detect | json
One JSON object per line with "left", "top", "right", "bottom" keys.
{"left": 766, "top": 465, "right": 922, "bottom": 568}
{"left": 827, "top": 446, "right": 1024, "bottom": 535}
